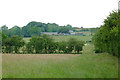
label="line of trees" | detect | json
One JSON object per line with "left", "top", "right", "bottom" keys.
{"left": 93, "top": 10, "right": 120, "bottom": 57}
{"left": 2, "top": 33, "right": 85, "bottom": 54}
{"left": 1, "top": 21, "right": 72, "bottom": 37}
{"left": 2, "top": 33, "right": 25, "bottom": 53}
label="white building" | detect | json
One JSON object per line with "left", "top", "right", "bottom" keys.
{"left": 69, "top": 30, "right": 75, "bottom": 35}
{"left": 41, "top": 32, "right": 58, "bottom": 35}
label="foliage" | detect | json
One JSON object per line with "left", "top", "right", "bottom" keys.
{"left": 58, "top": 41, "right": 68, "bottom": 53}
{"left": 67, "top": 38, "right": 77, "bottom": 53}
{"left": 2, "top": 34, "right": 85, "bottom": 54}
{"left": 93, "top": 10, "right": 120, "bottom": 57}
{"left": 9, "top": 26, "right": 22, "bottom": 37}
{"left": 2, "top": 32, "right": 8, "bottom": 44}
{"left": 67, "top": 38, "right": 85, "bottom": 53}
{"left": 1, "top": 21, "right": 72, "bottom": 37}
{"left": 1, "top": 25, "right": 9, "bottom": 36}
{"left": 25, "top": 35, "right": 54, "bottom": 54}
{"left": 2, "top": 35, "right": 25, "bottom": 53}
{"left": 75, "top": 41, "right": 85, "bottom": 53}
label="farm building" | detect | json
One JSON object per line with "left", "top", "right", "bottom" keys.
{"left": 70, "top": 32, "right": 76, "bottom": 35}
{"left": 41, "top": 32, "right": 58, "bottom": 35}
{"left": 41, "top": 30, "right": 77, "bottom": 36}
{"left": 69, "top": 30, "right": 76, "bottom": 35}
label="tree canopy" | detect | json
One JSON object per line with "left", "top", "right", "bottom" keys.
{"left": 1, "top": 21, "right": 72, "bottom": 37}
{"left": 93, "top": 10, "right": 120, "bottom": 57}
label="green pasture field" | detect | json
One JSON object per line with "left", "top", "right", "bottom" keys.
{"left": 2, "top": 43, "right": 118, "bottom": 78}
{"left": 50, "top": 35, "right": 92, "bottom": 42}
{"left": 23, "top": 35, "right": 93, "bottom": 43}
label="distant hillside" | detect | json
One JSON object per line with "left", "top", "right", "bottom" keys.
{"left": 1, "top": 21, "right": 72, "bottom": 37}
{"left": 1, "top": 21, "right": 99, "bottom": 37}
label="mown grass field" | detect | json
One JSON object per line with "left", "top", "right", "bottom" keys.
{"left": 50, "top": 35, "right": 92, "bottom": 42}
{"left": 2, "top": 43, "right": 118, "bottom": 78}
{"left": 23, "top": 35, "right": 93, "bottom": 43}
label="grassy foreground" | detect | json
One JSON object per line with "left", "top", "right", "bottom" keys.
{"left": 2, "top": 44, "right": 118, "bottom": 78}
{"left": 0, "top": 54, "right": 2, "bottom": 79}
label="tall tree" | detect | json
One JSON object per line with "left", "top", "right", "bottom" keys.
{"left": 93, "top": 10, "right": 120, "bottom": 57}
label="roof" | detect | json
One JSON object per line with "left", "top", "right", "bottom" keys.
{"left": 41, "top": 32, "right": 58, "bottom": 35}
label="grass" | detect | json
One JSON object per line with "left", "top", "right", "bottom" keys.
{"left": 50, "top": 35, "right": 92, "bottom": 42}
{"left": 0, "top": 54, "right": 2, "bottom": 79}
{"left": 23, "top": 35, "right": 93, "bottom": 43}
{"left": 2, "top": 43, "right": 118, "bottom": 78}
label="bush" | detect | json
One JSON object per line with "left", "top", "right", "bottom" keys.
{"left": 3, "top": 35, "right": 25, "bottom": 53}
{"left": 2, "top": 34, "right": 85, "bottom": 54}
{"left": 93, "top": 10, "right": 120, "bottom": 57}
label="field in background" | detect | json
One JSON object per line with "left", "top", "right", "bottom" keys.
{"left": 2, "top": 43, "right": 118, "bottom": 78}
{"left": 50, "top": 35, "right": 92, "bottom": 42}
{"left": 23, "top": 35, "right": 93, "bottom": 43}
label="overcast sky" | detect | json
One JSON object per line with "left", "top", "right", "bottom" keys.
{"left": 0, "top": 0, "right": 118, "bottom": 28}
